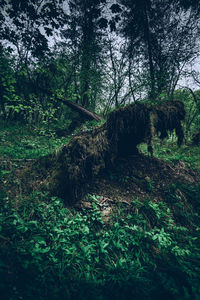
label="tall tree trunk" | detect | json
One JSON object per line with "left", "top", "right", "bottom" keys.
{"left": 80, "top": 43, "right": 91, "bottom": 107}
{"left": 80, "top": 16, "right": 92, "bottom": 108}
{"left": 144, "top": 2, "right": 155, "bottom": 100}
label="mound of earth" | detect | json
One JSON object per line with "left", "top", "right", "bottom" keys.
{"left": 71, "top": 153, "right": 199, "bottom": 222}
{"left": 2, "top": 153, "right": 200, "bottom": 228}
{"left": 87, "top": 154, "right": 198, "bottom": 202}
{"left": 2, "top": 153, "right": 198, "bottom": 202}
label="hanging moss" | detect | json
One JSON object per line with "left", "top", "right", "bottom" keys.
{"left": 192, "top": 130, "right": 200, "bottom": 145}
{"left": 106, "top": 103, "right": 152, "bottom": 156}
{"left": 153, "top": 101, "right": 185, "bottom": 146}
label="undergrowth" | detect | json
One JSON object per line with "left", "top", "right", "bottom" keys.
{"left": 0, "top": 188, "right": 200, "bottom": 300}
{"left": 139, "top": 138, "right": 200, "bottom": 171}
{"left": 0, "top": 121, "right": 70, "bottom": 159}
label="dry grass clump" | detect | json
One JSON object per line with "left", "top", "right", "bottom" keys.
{"left": 58, "top": 126, "right": 109, "bottom": 203}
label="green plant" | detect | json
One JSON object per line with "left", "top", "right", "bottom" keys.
{"left": 0, "top": 191, "right": 200, "bottom": 299}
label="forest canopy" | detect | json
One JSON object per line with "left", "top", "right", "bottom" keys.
{"left": 0, "top": 0, "right": 200, "bottom": 119}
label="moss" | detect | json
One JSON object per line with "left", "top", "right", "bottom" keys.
{"left": 153, "top": 101, "right": 185, "bottom": 146}
{"left": 192, "top": 130, "right": 200, "bottom": 145}
{"left": 106, "top": 103, "right": 151, "bottom": 156}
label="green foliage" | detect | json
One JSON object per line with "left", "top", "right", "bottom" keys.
{"left": 139, "top": 139, "right": 200, "bottom": 171}
{"left": 0, "top": 189, "right": 200, "bottom": 299}
{"left": 0, "top": 121, "right": 70, "bottom": 159}
{"left": 0, "top": 48, "right": 20, "bottom": 117}
{"left": 174, "top": 88, "right": 200, "bottom": 140}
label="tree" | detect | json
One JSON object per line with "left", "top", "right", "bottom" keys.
{"left": 0, "top": 46, "right": 18, "bottom": 119}
{"left": 174, "top": 88, "right": 200, "bottom": 140}
{"left": 0, "top": 0, "right": 65, "bottom": 67}
{"left": 101, "top": 35, "right": 131, "bottom": 114}
{"left": 111, "top": 0, "right": 200, "bottom": 100}
{"left": 61, "top": 0, "right": 107, "bottom": 110}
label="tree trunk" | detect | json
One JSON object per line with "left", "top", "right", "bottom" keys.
{"left": 144, "top": 2, "right": 155, "bottom": 100}
{"left": 57, "top": 97, "right": 103, "bottom": 122}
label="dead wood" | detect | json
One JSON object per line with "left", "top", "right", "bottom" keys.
{"left": 56, "top": 98, "right": 103, "bottom": 121}
{"left": 153, "top": 101, "right": 185, "bottom": 146}
{"left": 36, "top": 86, "right": 103, "bottom": 122}
{"left": 27, "top": 100, "right": 186, "bottom": 205}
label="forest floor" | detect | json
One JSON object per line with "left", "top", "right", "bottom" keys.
{"left": 1, "top": 121, "right": 199, "bottom": 221}
{"left": 86, "top": 152, "right": 199, "bottom": 222}
{"left": 0, "top": 121, "right": 200, "bottom": 300}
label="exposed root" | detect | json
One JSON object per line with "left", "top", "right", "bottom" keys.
{"left": 24, "top": 101, "right": 186, "bottom": 205}
{"left": 153, "top": 101, "right": 185, "bottom": 146}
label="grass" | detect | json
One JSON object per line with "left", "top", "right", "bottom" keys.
{"left": 139, "top": 137, "right": 200, "bottom": 171}
{"left": 0, "top": 121, "right": 70, "bottom": 159}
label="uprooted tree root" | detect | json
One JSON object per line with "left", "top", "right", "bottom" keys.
{"left": 153, "top": 101, "right": 185, "bottom": 145}
{"left": 23, "top": 100, "right": 186, "bottom": 205}
{"left": 192, "top": 130, "right": 200, "bottom": 145}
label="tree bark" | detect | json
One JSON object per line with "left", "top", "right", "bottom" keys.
{"left": 144, "top": 1, "right": 155, "bottom": 100}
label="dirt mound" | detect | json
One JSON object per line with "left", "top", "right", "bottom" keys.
{"left": 84, "top": 153, "right": 198, "bottom": 203}
{"left": 1, "top": 150, "right": 199, "bottom": 230}
{"left": 40, "top": 101, "right": 186, "bottom": 204}
{"left": 78, "top": 154, "right": 199, "bottom": 225}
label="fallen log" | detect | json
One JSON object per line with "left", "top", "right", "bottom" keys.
{"left": 57, "top": 98, "right": 103, "bottom": 122}
{"left": 29, "top": 100, "right": 185, "bottom": 205}
{"left": 35, "top": 85, "right": 103, "bottom": 122}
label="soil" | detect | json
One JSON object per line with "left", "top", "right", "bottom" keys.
{"left": 74, "top": 153, "right": 199, "bottom": 225}
{"left": 80, "top": 153, "right": 198, "bottom": 205}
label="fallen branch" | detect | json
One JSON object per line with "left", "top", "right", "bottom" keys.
{"left": 57, "top": 98, "right": 103, "bottom": 121}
